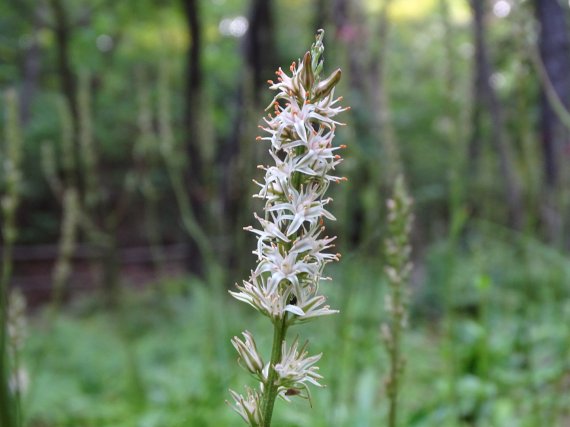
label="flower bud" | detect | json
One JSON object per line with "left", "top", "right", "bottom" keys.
{"left": 300, "top": 51, "right": 314, "bottom": 90}
{"left": 313, "top": 68, "right": 341, "bottom": 100}
{"left": 228, "top": 388, "right": 263, "bottom": 426}
{"left": 231, "top": 331, "right": 264, "bottom": 376}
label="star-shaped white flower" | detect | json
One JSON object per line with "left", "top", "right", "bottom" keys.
{"left": 268, "top": 186, "right": 336, "bottom": 236}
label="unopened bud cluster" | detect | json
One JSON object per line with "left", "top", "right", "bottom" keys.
{"left": 382, "top": 176, "right": 413, "bottom": 333}
{"left": 381, "top": 176, "right": 413, "bottom": 426}
{"left": 229, "top": 31, "right": 347, "bottom": 426}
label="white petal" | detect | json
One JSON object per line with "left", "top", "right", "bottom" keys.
{"left": 285, "top": 305, "right": 305, "bottom": 316}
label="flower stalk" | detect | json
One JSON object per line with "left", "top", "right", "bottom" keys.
{"left": 261, "top": 314, "right": 288, "bottom": 426}
{"left": 229, "top": 30, "right": 347, "bottom": 426}
{"left": 381, "top": 175, "right": 414, "bottom": 427}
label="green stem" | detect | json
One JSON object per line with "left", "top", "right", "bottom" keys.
{"left": 261, "top": 315, "right": 288, "bottom": 427}
{"left": 388, "top": 302, "right": 402, "bottom": 427}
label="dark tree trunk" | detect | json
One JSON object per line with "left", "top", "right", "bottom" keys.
{"left": 468, "top": 0, "right": 524, "bottom": 229}
{"left": 244, "top": 0, "right": 275, "bottom": 101}
{"left": 218, "top": 0, "right": 276, "bottom": 274}
{"left": 468, "top": 0, "right": 485, "bottom": 172}
{"left": 332, "top": 0, "right": 368, "bottom": 95}
{"left": 535, "top": 0, "right": 570, "bottom": 188}
{"left": 49, "top": 0, "right": 78, "bottom": 124}
{"left": 181, "top": 0, "right": 206, "bottom": 276}
{"left": 218, "top": 82, "right": 248, "bottom": 274}
{"left": 181, "top": 0, "right": 202, "bottom": 111}
{"left": 369, "top": 0, "right": 401, "bottom": 183}
{"left": 332, "top": 0, "right": 371, "bottom": 248}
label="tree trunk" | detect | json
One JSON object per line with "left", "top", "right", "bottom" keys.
{"left": 535, "top": 0, "right": 570, "bottom": 188}
{"left": 244, "top": 0, "right": 275, "bottom": 101}
{"left": 369, "top": 0, "right": 400, "bottom": 183}
{"left": 219, "top": 0, "right": 275, "bottom": 274}
{"left": 180, "top": 0, "right": 206, "bottom": 276}
{"left": 468, "top": 0, "right": 524, "bottom": 229}
{"left": 333, "top": 0, "right": 368, "bottom": 96}
{"left": 20, "top": 14, "right": 42, "bottom": 125}
{"left": 468, "top": 0, "right": 486, "bottom": 174}
{"left": 48, "top": 0, "right": 77, "bottom": 123}
{"left": 332, "top": 0, "right": 371, "bottom": 248}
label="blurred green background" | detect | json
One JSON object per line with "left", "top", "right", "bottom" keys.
{"left": 1, "top": 0, "right": 570, "bottom": 426}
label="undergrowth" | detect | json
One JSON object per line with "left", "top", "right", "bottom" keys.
{"left": 22, "top": 234, "right": 570, "bottom": 427}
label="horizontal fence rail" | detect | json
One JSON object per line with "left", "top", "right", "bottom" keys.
{"left": 0, "top": 243, "right": 194, "bottom": 306}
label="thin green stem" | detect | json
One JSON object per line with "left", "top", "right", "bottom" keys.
{"left": 383, "top": 177, "right": 412, "bottom": 427}
{"left": 261, "top": 315, "right": 288, "bottom": 427}
{"left": 387, "top": 295, "right": 402, "bottom": 427}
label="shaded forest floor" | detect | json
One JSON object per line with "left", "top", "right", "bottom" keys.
{"left": 20, "top": 248, "right": 570, "bottom": 427}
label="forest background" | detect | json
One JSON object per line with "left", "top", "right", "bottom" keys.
{"left": 1, "top": 0, "right": 570, "bottom": 426}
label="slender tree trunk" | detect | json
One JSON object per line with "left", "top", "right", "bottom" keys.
{"left": 534, "top": 0, "right": 570, "bottom": 246}
{"left": 48, "top": 0, "right": 77, "bottom": 123}
{"left": 244, "top": 0, "right": 275, "bottom": 101}
{"left": 47, "top": 0, "right": 81, "bottom": 204}
{"left": 361, "top": 0, "right": 402, "bottom": 247}
{"left": 219, "top": 80, "right": 248, "bottom": 273}
{"left": 369, "top": 0, "right": 400, "bottom": 183}
{"left": 333, "top": 0, "right": 368, "bottom": 96}
{"left": 468, "top": 0, "right": 487, "bottom": 174}
{"left": 219, "top": 0, "right": 275, "bottom": 274}
{"left": 468, "top": 0, "right": 524, "bottom": 229}
{"left": 535, "top": 0, "right": 570, "bottom": 188}
{"left": 181, "top": 0, "right": 206, "bottom": 276}
{"left": 332, "top": 0, "right": 371, "bottom": 248}
{"left": 20, "top": 15, "right": 42, "bottom": 125}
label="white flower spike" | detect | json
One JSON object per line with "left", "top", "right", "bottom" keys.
{"left": 229, "top": 30, "right": 347, "bottom": 427}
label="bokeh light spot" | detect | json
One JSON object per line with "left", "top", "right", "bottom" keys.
{"left": 493, "top": 0, "right": 511, "bottom": 18}
{"left": 219, "top": 16, "right": 249, "bottom": 38}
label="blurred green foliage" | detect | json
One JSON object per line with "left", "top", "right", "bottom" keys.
{"left": 23, "top": 243, "right": 570, "bottom": 426}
